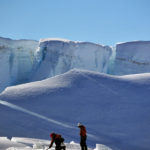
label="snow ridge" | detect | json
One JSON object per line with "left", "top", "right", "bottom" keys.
{"left": 1, "top": 69, "right": 150, "bottom": 150}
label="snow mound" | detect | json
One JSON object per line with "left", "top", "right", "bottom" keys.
{"left": 0, "top": 69, "right": 116, "bottom": 100}
{"left": 94, "top": 144, "right": 113, "bottom": 150}
{"left": 0, "top": 69, "right": 150, "bottom": 150}
{"left": 0, "top": 137, "right": 27, "bottom": 150}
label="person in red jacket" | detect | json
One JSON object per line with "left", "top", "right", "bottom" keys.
{"left": 48, "top": 133, "right": 66, "bottom": 150}
{"left": 77, "top": 123, "right": 88, "bottom": 150}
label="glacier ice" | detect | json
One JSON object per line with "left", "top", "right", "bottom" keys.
{"left": 113, "top": 41, "right": 150, "bottom": 75}
{"left": 0, "top": 37, "right": 38, "bottom": 92}
{"left": 30, "top": 38, "right": 112, "bottom": 81}
{"left": 1, "top": 37, "right": 150, "bottom": 93}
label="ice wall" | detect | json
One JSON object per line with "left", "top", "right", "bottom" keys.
{"left": 30, "top": 38, "right": 112, "bottom": 81}
{"left": 0, "top": 37, "right": 38, "bottom": 92}
{"left": 1, "top": 36, "right": 150, "bottom": 93}
{"left": 113, "top": 41, "right": 150, "bottom": 75}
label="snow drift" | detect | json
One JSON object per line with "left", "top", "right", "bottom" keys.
{"left": 0, "top": 69, "right": 150, "bottom": 150}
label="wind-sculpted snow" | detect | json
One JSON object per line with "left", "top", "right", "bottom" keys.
{"left": 0, "top": 69, "right": 150, "bottom": 150}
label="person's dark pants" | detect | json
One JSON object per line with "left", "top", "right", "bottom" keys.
{"left": 55, "top": 138, "right": 66, "bottom": 150}
{"left": 80, "top": 136, "right": 87, "bottom": 150}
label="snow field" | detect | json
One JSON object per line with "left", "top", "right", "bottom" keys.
{"left": 1, "top": 69, "right": 150, "bottom": 149}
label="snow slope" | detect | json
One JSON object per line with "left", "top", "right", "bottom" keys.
{"left": 0, "top": 69, "right": 150, "bottom": 150}
{"left": 113, "top": 41, "right": 150, "bottom": 75}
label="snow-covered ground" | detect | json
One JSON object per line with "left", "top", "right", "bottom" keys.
{"left": 0, "top": 137, "right": 111, "bottom": 150}
{"left": 1, "top": 37, "right": 150, "bottom": 150}
{"left": 0, "top": 69, "right": 150, "bottom": 150}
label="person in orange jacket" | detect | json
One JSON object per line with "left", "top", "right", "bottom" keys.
{"left": 48, "top": 133, "right": 66, "bottom": 150}
{"left": 77, "top": 123, "right": 88, "bottom": 150}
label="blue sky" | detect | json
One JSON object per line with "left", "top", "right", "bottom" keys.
{"left": 0, "top": 0, "right": 150, "bottom": 46}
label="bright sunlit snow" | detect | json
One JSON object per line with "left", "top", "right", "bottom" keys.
{"left": 0, "top": 69, "right": 150, "bottom": 150}
{"left": 1, "top": 37, "right": 150, "bottom": 150}
{"left": 0, "top": 137, "right": 112, "bottom": 150}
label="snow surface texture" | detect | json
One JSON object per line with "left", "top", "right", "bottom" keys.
{"left": 113, "top": 41, "right": 150, "bottom": 75}
{"left": 0, "top": 137, "right": 27, "bottom": 150}
{"left": 0, "top": 69, "right": 150, "bottom": 150}
{"left": 0, "top": 37, "right": 38, "bottom": 92}
{"left": 0, "top": 137, "right": 110, "bottom": 150}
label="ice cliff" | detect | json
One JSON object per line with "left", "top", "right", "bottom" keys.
{"left": 113, "top": 41, "right": 150, "bottom": 75}
{"left": 1, "top": 37, "right": 150, "bottom": 92}
{"left": 30, "top": 38, "right": 112, "bottom": 81}
{"left": 0, "top": 37, "right": 38, "bottom": 92}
